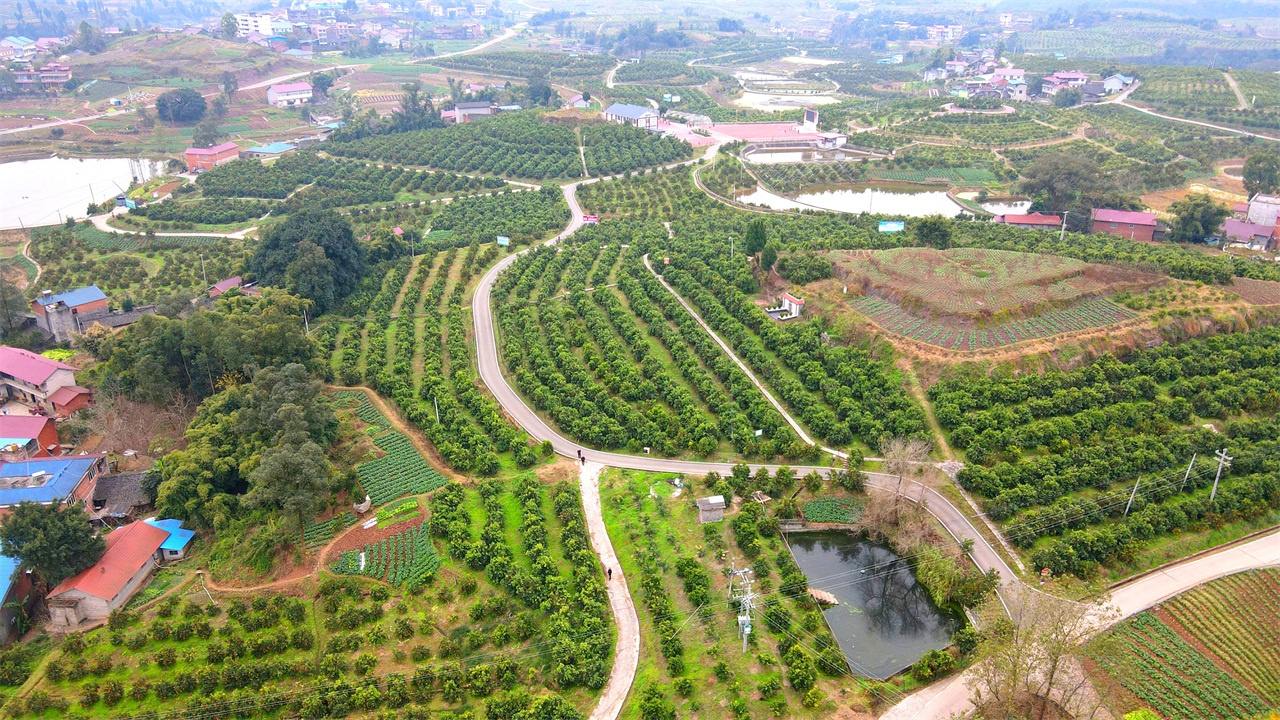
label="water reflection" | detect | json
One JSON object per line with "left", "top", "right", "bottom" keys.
{"left": 737, "top": 185, "right": 965, "bottom": 217}
{"left": 786, "top": 531, "right": 959, "bottom": 679}
{"left": 0, "top": 156, "right": 164, "bottom": 229}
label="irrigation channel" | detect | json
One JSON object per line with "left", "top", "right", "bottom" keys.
{"left": 784, "top": 530, "right": 961, "bottom": 679}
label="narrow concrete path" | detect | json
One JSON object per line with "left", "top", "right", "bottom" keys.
{"left": 89, "top": 209, "right": 258, "bottom": 239}
{"left": 580, "top": 461, "right": 640, "bottom": 720}
{"left": 1223, "top": 71, "right": 1248, "bottom": 110}
{"left": 641, "top": 252, "right": 840, "bottom": 457}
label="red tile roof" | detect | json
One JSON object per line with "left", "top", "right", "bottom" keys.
{"left": 185, "top": 141, "right": 239, "bottom": 156}
{"left": 0, "top": 415, "right": 52, "bottom": 441}
{"left": 1092, "top": 208, "right": 1157, "bottom": 226}
{"left": 0, "top": 347, "right": 74, "bottom": 386}
{"left": 48, "top": 522, "right": 167, "bottom": 601}
{"left": 48, "top": 385, "right": 92, "bottom": 407}
{"left": 1222, "top": 218, "right": 1276, "bottom": 242}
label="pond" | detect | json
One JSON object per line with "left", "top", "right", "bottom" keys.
{"left": 785, "top": 530, "right": 960, "bottom": 679}
{"left": 0, "top": 156, "right": 164, "bottom": 230}
{"left": 738, "top": 185, "right": 966, "bottom": 217}
{"left": 980, "top": 199, "right": 1033, "bottom": 215}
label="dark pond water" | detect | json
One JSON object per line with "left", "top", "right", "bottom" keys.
{"left": 785, "top": 531, "right": 960, "bottom": 680}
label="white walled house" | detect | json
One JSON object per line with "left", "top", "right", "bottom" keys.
{"left": 46, "top": 521, "right": 169, "bottom": 628}
{"left": 266, "top": 82, "right": 313, "bottom": 108}
{"left": 603, "top": 103, "right": 659, "bottom": 130}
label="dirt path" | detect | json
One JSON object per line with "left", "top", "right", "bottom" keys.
{"left": 21, "top": 239, "right": 40, "bottom": 286}
{"left": 901, "top": 365, "right": 953, "bottom": 461}
{"left": 329, "top": 385, "right": 466, "bottom": 483}
{"left": 581, "top": 462, "right": 640, "bottom": 720}
{"left": 1223, "top": 71, "right": 1248, "bottom": 110}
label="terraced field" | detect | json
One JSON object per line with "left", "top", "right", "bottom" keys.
{"left": 851, "top": 295, "right": 1138, "bottom": 351}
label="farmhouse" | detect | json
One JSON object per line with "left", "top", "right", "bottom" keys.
{"left": 0, "top": 454, "right": 107, "bottom": 514}
{"left": 12, "top": 64, "right": 73, "bottom": 89}
{"left": 1221, "top": 219, "right": 1275, "bottom": 251}
{"left": 32, "top": 286, "right": 106, "bottom": 342}
{"left": 0, "top": 346, "right": 91, "bottom": 415}
{"left": 1103, "top": 74, "right": 1134, "bottom": 93}
{"left": 244, "top": 142, "right": 297, "bottom": 159}
{"left": 765, "top": 293, "right": 805, "bottom": 321}
{"left": 144, "top": 518, "right": 196, "bottom": 560}
{"left": 696, "top": 495, "right": 726, "bottom": 524}
{"left": 1091, "top": 208, "right": 1158, "bottom": 242}
{"left": 266, "top": 82, "right": 313, "bottom": 108}
{"left": 603, "top": 103, "right": 660, "bottom": 130}
{"left": 207, "top": 276, "right": 260, "bottom": 298}
{"left": 0, "top": 415, "right": 61, "bottom": 461}
{"left": 46, "top": 521, "right": 170, "bottom": 628}
{"left": 32, "top": 286, "right": 156, "bottom": 343}
{"left": 183, "top": 141, "right": 241, "bottom": 172}
{"left": 453, "top": 101, "right": 496, "bottom": 123}
{"left": 992, "top": 68, "right": 1026, "bottom": 84}
{"left": 92, "top": 471, "right": 150, "bottom": 524}
{"left": 1246, "top": 194, "right": 1280, "bottom": 227}
{"left": 993, "top": 212, "right": 1062, "bottom": 230}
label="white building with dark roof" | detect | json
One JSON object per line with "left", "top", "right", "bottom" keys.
{"left": 603, "top": 103, "right": 659, "bottom": 130}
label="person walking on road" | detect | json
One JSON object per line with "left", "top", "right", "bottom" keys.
{"left": 607, "top": 567, "right": 613, "bottom": 581}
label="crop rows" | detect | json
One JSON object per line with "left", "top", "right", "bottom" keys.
{"left": 327, "top": 111, "right": 689, "bottom": 180}
{"left": 332, "top": 391, "right": 390, "bottom": 428}
{"left": 332, "top": 523, "right": 441, "bottom": 587}
{"left": 356, "top": 431, "right": 448, "bottom": 506}
{"left": 852, "top": 296, "right": 1135, "bottom": 350}
{"left": 1098, "top": 613, "right": 1268, "bottom": 720}
{"left": 1161, "top": 569, "right": 1280, "bottom": 704}
{"left": 301, "top": 513, "right": 354, "bottom": 551}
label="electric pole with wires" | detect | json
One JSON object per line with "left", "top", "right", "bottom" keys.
{"left": 727, "top": 557, "right": 757, "bottom": 654}
{"left": 1210, "top": 448, "right": 1232, "bottom": 502}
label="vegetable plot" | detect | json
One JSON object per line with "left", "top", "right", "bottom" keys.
{"left": 1096, "top": 613, "right": 1268, "bottom": 720}
{"left": 357, "top": 432, "right": 448, "bottom": 506}
{"left": 801, "top": 498, "right": 864, "bottom": 524}
{"left": 333, "top": 523, "right": 441, "bottom": 587}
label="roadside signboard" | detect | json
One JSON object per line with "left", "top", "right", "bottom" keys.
{"left": 583, "top": 214, "right": 599, "bottom": 224}
{"left": 878, "top": 220, "right": 905, "bottom": 233}
{"left": 496, "top": 235, "right": 510, "bottom": 247}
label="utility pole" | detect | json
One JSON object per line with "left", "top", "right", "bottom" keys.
{"left": 1058, "top": 210, "right": 1070, "bottom": 243}
{"left": 1123, "top": 474, "right": 1141, "bottom": 517}
{"left": 1179, "top": 453, "right": 1197, "bottom": 492}
{"left": 1210, "top": 449, "right": 1232, "bottom": 502}
{"left": 728, "top": 558, "right": 756, "bottom": 654}
{"left": 199, "top": 253, "right": 207, "bottom": 287}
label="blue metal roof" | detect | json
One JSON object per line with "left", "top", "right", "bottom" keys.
{"left": 35, "top": 285, "right": 106, "bottom": 308}
{"left": 604, "top": 103, "right": 655, "bottom": 120}
{"left": 249, "top": 142, "right": 296, "bottom": 154}
{"left": 0, "top": 457, "right": 99, "bottom": 505}
{"left": 144, "top": 518, "right": 195, "bottom": 551}
{"left": 0, "top": 555, "right": 18, "bottom": 603}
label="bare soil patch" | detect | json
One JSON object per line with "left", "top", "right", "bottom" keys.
{"left": 328, "top": 513, "right": 426, "bottom": 556}
{"left": 832, "top": 247, "right": 1159, "bottom": 322}
{"left": 1230, "top": 277, "right": 1280, "bottom": 305}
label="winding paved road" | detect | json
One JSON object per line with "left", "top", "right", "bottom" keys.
{"left": 471, "top": 145, "right": 1280, "bottom": 720}
{"left": 471, "top": 172, "right": 1017, "bottom": 720}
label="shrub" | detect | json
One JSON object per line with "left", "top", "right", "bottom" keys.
{"left": 758, "top": 676, "right": 781, "bottom": 699}
{"left": 156, "top": 648, "right": 177, "bottom": 669}
{"left": 101, "top": 679, "right": 124, "bottom": 706}
{"left": 130, "top": 680, "right": 151, "bottom": 701}
{"left": 355, "top": 652, "right": 377, "bottom": 676}
{"left": 802, "top": 687, "right": 824, "bottom": 708}
{"left": 911, "top": 648, "right": 955, "bottom": 682}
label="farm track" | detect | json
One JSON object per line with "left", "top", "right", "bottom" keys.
{"left": 1223, "top": 71, "right": 1248, "bottom": 110}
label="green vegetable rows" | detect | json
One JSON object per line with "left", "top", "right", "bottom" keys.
{"left": 801, "top": 498, "right": 864, "bottom": 524}
{"left": 332, "top": 523, "right": 441, "bottom": 587}
{"left": 357, "top": 432, "right": 448, "bottom": 506}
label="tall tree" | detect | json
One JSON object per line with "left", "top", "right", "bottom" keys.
{"left": 285, "top": 240, "right": 338, "bottom": 312}
{"left": 744, "top": 218, "right": 767, "bottom": 255}
{"left": 76, "top": 21, "right": 105, "bottom": 53}
{"left": 1168, "top": 193, "right": 1228, "bottom": 243}
{"left": 1242, "top": 152, "right": 1280, "bottom": 198}
{"left": 0, "top": 273, "right": 27, "bottom": 337}
{"left": 245, "top": 404, "right": 333, "bottom": 533}
{"left": 221, "top": 70, "right": 238, "bottom": 97}
{"left": 0, "top": 502, "right": 105, "bottom": 589}
{"left": 914, "top": 215, "right": 952, "bottom": 249}
{"left": 155, "top": 88, "right": 207, "bottom": 123}
{"left": 250, "top": 208, "right": 364, "bottom": 313}
{"left": 1020, "top": 153, "right": 1139, "bottom": 230}
{"left": 311, "top": 72, "right": 334, "bottom": 97}
{"left": 220, "top": 12, "right": 238, "bottom": 39}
